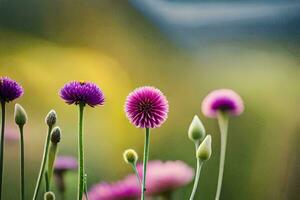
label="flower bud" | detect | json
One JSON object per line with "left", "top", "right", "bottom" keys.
{"left": 197, "top": 135, "right": 212, "bottom": 161}
{"left": 123, "top": 149, "right": 138, "bottom": 164}
{"left": 188, "top": 115, "right": 205, "bottom": 143}
{"left": 51, "top": 127, "right": 61, "bottom": 144}
{"left": 45, "top": 109, "right": 57, "bottom": 127}
{"left": 44, "top": 191, "right": 55, "bottom": 200}
{"left": 14, "top": 103, "right": 27, "bottom": 126}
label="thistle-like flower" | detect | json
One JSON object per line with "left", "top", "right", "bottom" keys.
{"left": 0, "top": 76, "right": 23, "bottom": 199}
{"left": 201, "top": 89, "right": 244, "bottom": 200}
{"left": 124, "top": 86, "right": 169, "bottom": 200}
{"left": 60, "top": 81, "right": 104, "bottom": 200}
{"left": 59, "top": 81, "right": 105, "bottom": 107}
{"left": 125, "top": 86, "right": 168, "bottom": 128}
{"left": 201, "top": 89, "right": 244, "bottom": 118}
{"left": 0, "top": 76, "right": 23, "bottom": 103}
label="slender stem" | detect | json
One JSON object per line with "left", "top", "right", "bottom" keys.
{"left": 131, "top": 164, "right": 142, "bottom": 186}
{"left": 215, "top": 112, "right": 229, "bottom": 200}
{"left": 0, "top": 101, "right": 5, "bottom": 200}
{"left": 33, "top": 125, "right": 52, "bottom": 200}
{"left": 77, "top": 103, "right": 85, "bottom": 200}
{"left": 141, "top": 128, "right": 150, "bottom": 200}
{"left": 45, "top": 171, "right": 49, "bottom": 191}
{"left": 19, "top": 125, "right": 25, "bottom": 200}
{"left": 189, "top": 143, "right": 203, "bottom": 200}
{"left": 47, "top": 143, "right": 58, "bottom": 190}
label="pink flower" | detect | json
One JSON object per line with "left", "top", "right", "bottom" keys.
{"left": 201, "top": 89, "right": 244, "bottom": 118}
{"left": 125, "top": 86, "right": 169, "bottom": 128}
{"left": 125, "top": 160, "right": 194, "bottom": 195}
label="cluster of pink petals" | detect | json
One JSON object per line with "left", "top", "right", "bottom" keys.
{"left": 125, "top": 86, "right": 169, "bottom": 128}
{"left": 201, "top": 89, "right": 244, "bottom": 118}
{"left": 132, "top": 160, "right": 194, "bottom": 195}
{"left": 88, "top": 160, "right": 194, "bottom": 200}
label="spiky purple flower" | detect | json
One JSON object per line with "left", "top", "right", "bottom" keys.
{"left": 59, "top": 81, "right": 105, "bottom": 107}
{"left": 0, "top": 77, "right": 23, "bottom": 103}
{"left": 201, "top": 89, "right": 244, "bottom": 118}
{"left": 88, "top": 180, "right": 140, "bottom": 200}
{"left": 125, "top": 86, "right": 169, "bottom": 128}
{"left": 54, "top": 156, "right": 78, "bottom": 173}
{"left": 125, "top": 160, "right": 194, "bottom": 195}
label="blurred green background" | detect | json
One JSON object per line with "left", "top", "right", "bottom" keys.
{"left": 0, "top": 0, "right": 299, "bottom": 199}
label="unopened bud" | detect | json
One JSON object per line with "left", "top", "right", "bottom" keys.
{"left": 188, "top": 115, "right": 205, "bottom": 142}
{"left": 45, "top": 109, "right": 57, "bottom": 127}
{"left": 123, "top": 149, "right": 138, "bottom": 164}
{"left": 44, "top": 191, "right": 55, "bottom": 200}
{"left": 197, "top": 135, "right": 212, "bottom": 161}
{"left": 14, "top": 104, "right": 27, "bottom": 126}
{"left": 51, "top": 127, "right": 61, "bottom": 144}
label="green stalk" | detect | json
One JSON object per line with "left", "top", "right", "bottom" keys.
{"left": 77, "top": 103, "right": 85, "bottom": 200}
{"left": 0, "top": 101, "right": 5, "bottom": 200}
{"left": 18, "top": 125, "right": 25, "bottom": 200}
{"left": 47, "top": 143, "right": 58, "bottom": 190}
{"left": 215, "top": 112, "right": 229, "bottom": 200}
{"left": 141, "top": 128, "right": 150, "bottom": 200}
{"left": 131, "top": 163, "right": 142, "bottom": 186}
{"left": 189, "top": 142, "right": 203, "bottom": 200}
{"left": 33, "top": 126, "right": 52, "bottom": 200}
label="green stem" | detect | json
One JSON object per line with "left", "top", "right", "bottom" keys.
{"left": 131, "top": 164, "right": 142, "bottom": 186}
{"left": 0, "top": 101, "right": 5, "bottom": 200}
{"left": 19, "top": 125, "right": 25, "bottom": 200}
{"left": 47, "top": 143, "right": 58, "bottom": 190}
{"left": 189, "top": 143, "right": 203, "bottom": 200}
{"left": 141, "top": 128, "right": 150, "bottom": 200}
{"left": 33, "top": 125, "right": 52, "bottom": 200}
{"left": 78, "top": 103, "right": 85, "bottom": 200}
{"left": 45, "top": 171, "right": 49, "bottom": 192}
{"left": 215, "top": 112, "right": 229, "bottom": 200}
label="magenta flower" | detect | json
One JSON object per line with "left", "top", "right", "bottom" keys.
{"left": 125, "top": 86, "right": 169, "bottom": 128}
{"left": 201, "top": 89, "right": 244, "bottom": 118}
{"left": 88, "top": 180, "right": 140, "bottom": 200}
{"left": 124, "top": 160, "right": 194, "bottom": 196}
{"left": 59, "top": 81, "right": 105, "bottom": 107}
{"left": 54, "top": 156, "right": 78, "bottom": 172}
{"left": 0, "top": 76, "right": 23, "bottom": 103}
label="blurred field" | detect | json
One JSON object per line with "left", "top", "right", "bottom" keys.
{"left": 0, "top": 0, "right": 300, "bottom": 199}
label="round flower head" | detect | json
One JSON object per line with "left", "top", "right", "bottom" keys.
{"left": 125, "top": 86, "right": 169, "bottom": 128}
{"left": 88, "top": 180, "right": 140, "bottom": 200}
{"left": 54, "top": 156, "right": 78, "bottom": 173}
{"left": 59, "top": 81, "right": 105, "bottom": 107}
{"left": 125, "top": 160, "right": 194, "bottom": 195}
{"left": 0, "top": 76, "right": 23, "bottom": 103}
{"left": 201, "top": 89, "right": 244, "bottom": 118}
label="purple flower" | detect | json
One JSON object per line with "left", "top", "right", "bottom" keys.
{"left": 201, "top": 89, "right": 244, "bottom": 118}
{"left": 125, "top": 86, "right": 169, "bottom": 128}
{"left": 88, "top": 180, "right": 140, "bottom": 200}
{"left": 59, "top": 81, "right": 105, "bottom": 107}
{"left": 0, "top": 76, "right": 23, "bottom": 103}
{"left": 131, "top": 160, "right": 194, "bottom": 195}
{"left": 54, "top": 156, "right": 78, "bottom": 173}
